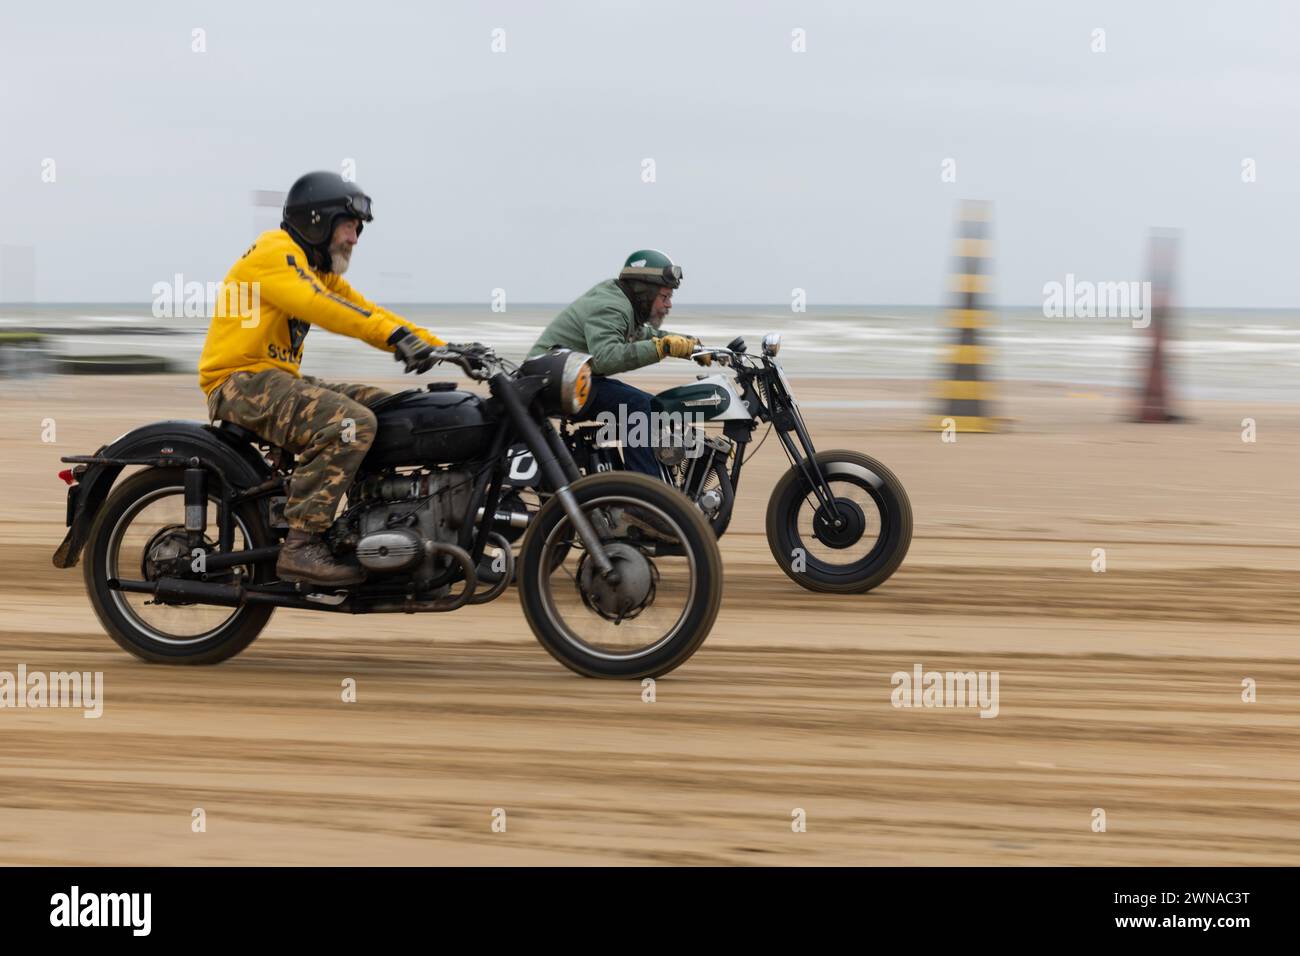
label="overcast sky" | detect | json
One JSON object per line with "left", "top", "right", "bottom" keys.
{"left": 1, "top": 0, "right": 1297, "bottom": 306}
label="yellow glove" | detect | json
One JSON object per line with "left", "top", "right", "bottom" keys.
{"left": 693, "top": 350, "right": 713, "bottom": 367}
{"left": 655, "top": 334, "right": 698, "bottom": 360}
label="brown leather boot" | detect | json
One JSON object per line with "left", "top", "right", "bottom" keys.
{"left": 276, "top": 529, "right": 365, "bottom": 587}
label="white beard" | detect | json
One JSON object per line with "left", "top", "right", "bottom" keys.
{"left": 329, "top": 247, "right": 352, "bottom": 275}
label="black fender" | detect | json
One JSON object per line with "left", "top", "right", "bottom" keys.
{"left": 53, "top": 420, "right": 272, "bottom": 569}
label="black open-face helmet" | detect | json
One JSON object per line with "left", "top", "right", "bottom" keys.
{"left": 281, "top": 171, "right": 374, "bottom": 267}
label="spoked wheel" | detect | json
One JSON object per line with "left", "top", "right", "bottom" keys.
{"left": 766, "top": 450, "right": 912, "bottom": 594}
{"left": 83, "top": 468, "right": 275, "bottom": 664}
{"left": 517, "top": 473, "right": 723, "bottom": 678}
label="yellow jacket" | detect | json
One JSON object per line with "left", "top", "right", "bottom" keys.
{"left": 198, "top": 229, "right": 445, "bottom": 395}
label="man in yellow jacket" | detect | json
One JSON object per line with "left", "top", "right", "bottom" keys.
{"left": 199, "top": 171, "right": 445, "bottom": 586}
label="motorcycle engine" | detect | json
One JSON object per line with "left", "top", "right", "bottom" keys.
{"left": 331, "top": 469, "right": 474, "bottom": 590}
{"left": 654, "top": 422, "right": 709, "bottom": 468}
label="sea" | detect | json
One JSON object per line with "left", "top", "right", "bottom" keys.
{"left": 1, "top": 304, "right": 1296, "bottom": 403}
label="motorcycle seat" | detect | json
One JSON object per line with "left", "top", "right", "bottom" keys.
{"left": 214, "top": 420, "right": 273, "bottom": 447}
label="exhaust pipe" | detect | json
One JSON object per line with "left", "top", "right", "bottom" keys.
{"left": 109, "top": 540, "right": 479, "bottom": 614}
{"left": 110, "top": 576, "right": 309, "bottom": 609}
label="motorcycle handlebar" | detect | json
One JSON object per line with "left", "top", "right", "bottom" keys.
{"left": 691, "top": 345, "right": 753, "bottom": 367}
{"left": 430, "top": 343, "right": 497, "bottom": 380}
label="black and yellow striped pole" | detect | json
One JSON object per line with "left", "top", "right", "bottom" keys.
{"left": 930, "top": 200, "right": 999, "bottom": 432}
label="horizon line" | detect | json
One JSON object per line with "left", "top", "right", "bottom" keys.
{"left": 2, "top": 302, "right": 1297, "bottom": 312}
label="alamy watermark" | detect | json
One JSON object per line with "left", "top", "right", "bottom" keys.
{"left": 152, "top": 273, "right": 260, "bottom": 327}
{"left": 593, "top": 407, "right": 708, "bottom": 456}
{"left": 50, "top": 886, "right": 150, "bottom": 935}
{"left": 1042, "top": 274, "right": 1152, "bottom": 328}
{"left": 891, "top": 663, "right": 999, "bottom": 718}
{"left": 0, "top": 665, "right": 103, "bottom": 718}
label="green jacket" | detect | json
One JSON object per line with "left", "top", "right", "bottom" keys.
{"left": 527, "top": 280, "right": 682, "bottom": 375}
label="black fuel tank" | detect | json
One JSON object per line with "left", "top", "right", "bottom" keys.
{"left": 365, "top": 387, "right": 498, "bottom": 467}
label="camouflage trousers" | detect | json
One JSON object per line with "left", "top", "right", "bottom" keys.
{"left": 207, "top": 368, "right": 389, "bottom": 532}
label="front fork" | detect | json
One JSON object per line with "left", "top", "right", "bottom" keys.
{"left": 774, "top": 405, "right": 841, "bottom": 522}
{"left": 491, "top": 376, "right": 618, "bottom": 580}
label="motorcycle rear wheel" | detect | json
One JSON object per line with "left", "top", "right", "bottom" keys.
{"left": 83, "top": 468, "right": 276, "bottom": 664}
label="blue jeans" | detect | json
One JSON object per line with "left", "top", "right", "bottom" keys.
{"left": 585, "top": 377, "right": 660, "bottom": 477}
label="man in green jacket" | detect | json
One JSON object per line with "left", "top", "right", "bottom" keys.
{"left": 527, "top": 250, "right": 706, "bottom": 476}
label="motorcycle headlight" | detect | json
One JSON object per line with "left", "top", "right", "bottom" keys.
{"left": 561, "top": 351, "right": 593, "bottom": 416}
{"left": 520, "top": 348, "right": 594, "bottom": 417}
{"left": 762, "top": 332, "right": 782, "bottom": 357}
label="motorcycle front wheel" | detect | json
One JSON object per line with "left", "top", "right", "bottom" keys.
{"left": 517, "top": 473, "right": 723, "bottom": 678}
{"left": 765, "top": 450, "right": 912, "bottom": 594}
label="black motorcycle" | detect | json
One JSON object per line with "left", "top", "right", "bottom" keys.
{"left": 52, "top": 345, "right": 723, "bottom": 678}
{"left": 497, "top": 334, "right": 911, "bottom": 594}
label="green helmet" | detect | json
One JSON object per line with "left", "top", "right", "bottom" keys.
{"left": 619, "top": 249, "right": 683, "bottom": 288}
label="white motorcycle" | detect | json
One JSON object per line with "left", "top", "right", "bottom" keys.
{"left": 494, "top": 334, "right": 912, "bottom": 594}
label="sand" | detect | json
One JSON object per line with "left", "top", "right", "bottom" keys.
{"left": 0, "top": 373, "right": 1296, "bottom": 865}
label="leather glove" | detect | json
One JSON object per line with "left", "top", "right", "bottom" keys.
{"left": 414, "top": 328, "right": 447, "bottom": 348}
{"left": 655, "top": 334, "right": 699, "bottom": 360}
{"left": 692, "top": 349, "right": 713, "bottom": 367}
{"left": 387, "top": 326, "right": 435, "bottom": 374}
{"left": 386, "top": 316, "right": 445, "bottom": 348}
